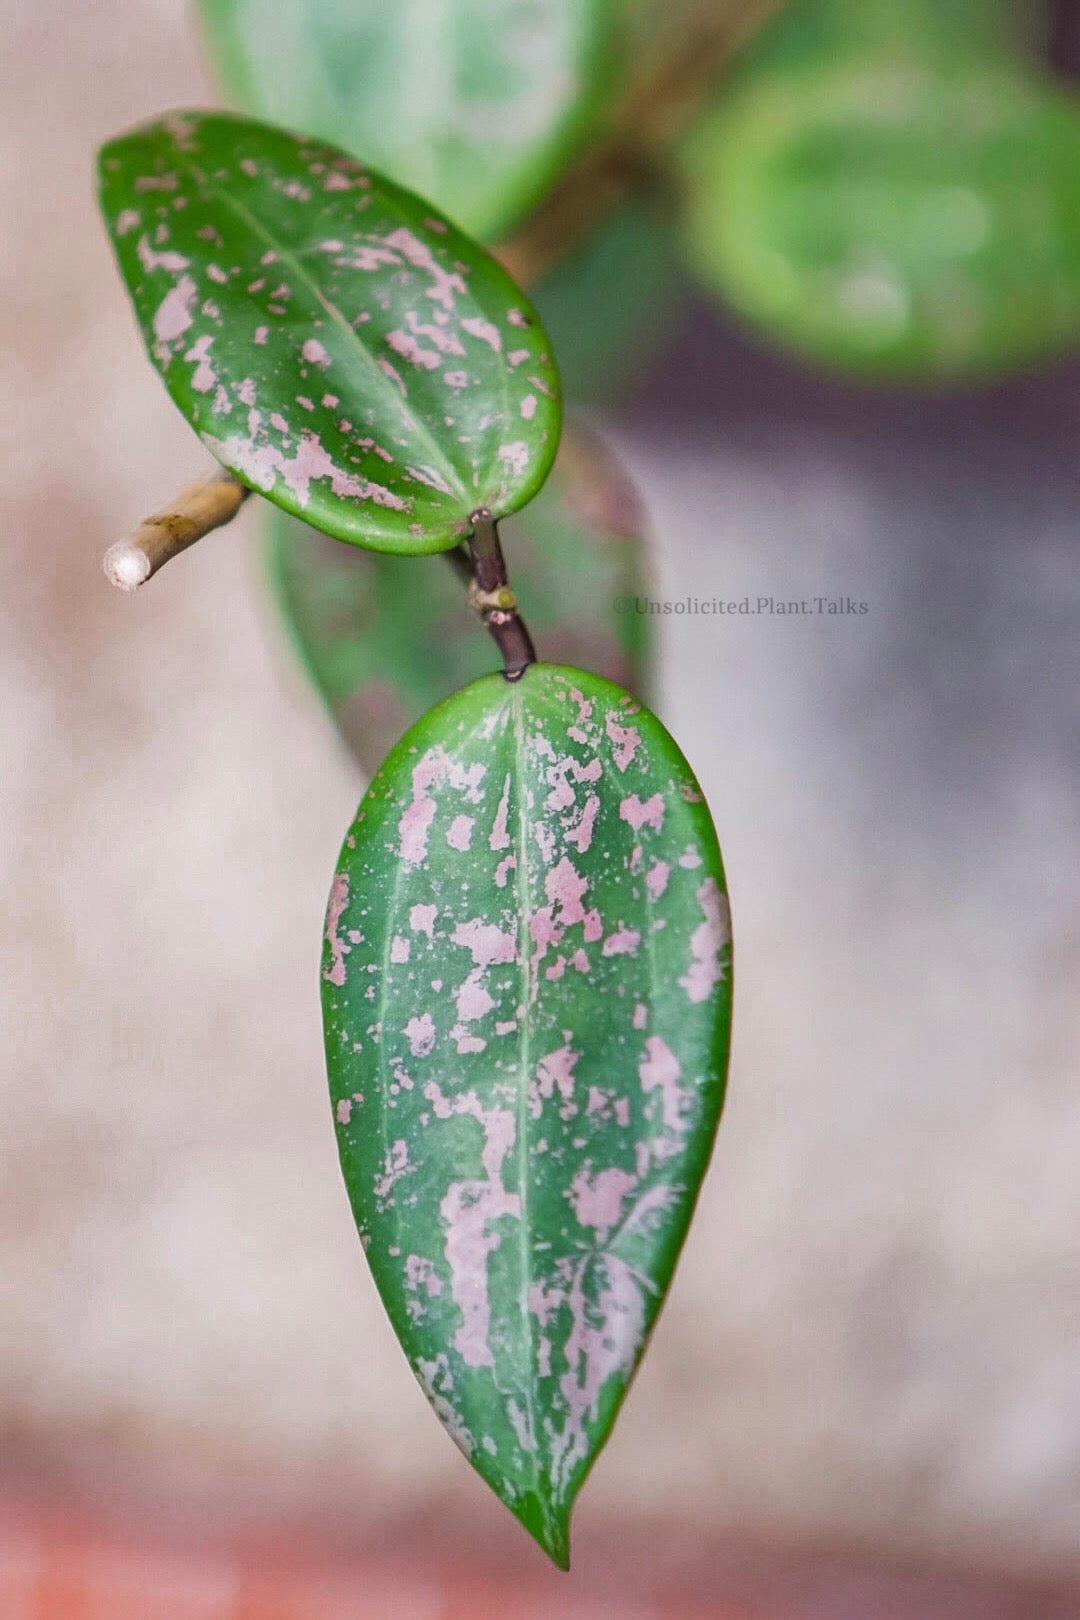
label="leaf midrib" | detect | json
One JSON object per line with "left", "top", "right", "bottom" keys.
{"left": 510, "top": 681, "right": 544, "bottom": 1497}
{"left": 366, "top": 690, "right": 544, "bottom": 1504}
{"left": 193, "top": 163, "right": 468, "bottom": 500}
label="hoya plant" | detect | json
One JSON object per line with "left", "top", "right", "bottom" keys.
{"left": 97, "top": 0, "right": 1080, "bottom": 1571}
{"left": 98, "top": 104, "right": 730, "bottom": 1566}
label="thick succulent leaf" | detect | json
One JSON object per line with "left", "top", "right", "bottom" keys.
{"left": 678, "top": 0, "right": 1080, "bottom": 378}
{"left": 321, "top": 665, "right": 731, "bottom": 1564}
{"left": 196, "top": 0, "right": 615, "bottom": 241}
{"left": 97, "top": 112, "right": 560, "bottom": 553}
{"left": 267, "top": 429, "right": 652, "bottom": 772}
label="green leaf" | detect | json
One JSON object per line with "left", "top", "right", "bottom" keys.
{"left": 267, "top": 429, "right": 653, "bottom": 772}
{"left": 531, "top": 203, "right": 689, "bottom": 405}
{"left": 678, "top": 0, "right": 1080, "bottom": 378}
{"left": 321, "top": 664, "right": 731, "bottom": 1565}
{"left": 196, "top": 0, "right": 616, "bottom": 241}
{"left": 727, "top": 0, "right": 1025, "bottom": 74}
{"left": 97, "top": 112, "right": 560, "bottom": 554}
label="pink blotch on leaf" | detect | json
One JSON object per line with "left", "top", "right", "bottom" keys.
{"left": 566, "top": 794, "right": 600, "bottom": 855}
{"left": 451, "top": 918, "right": 516, "bottom": 968}
{"left": 383, "top": 227, "right": 465, "bottom": 311}
{"left": 455, "top": 975, "right": 495, "bottom": 1023}
{"left": 569, "top": 1167, "right": 638, "bottom": 1232}
{"left": 645, "top": 859, "right": 671, "bottom": 901}
{"left": 301, "top": 337, "right": 331, "bottom": 368}
{"left": 387, "top": 329, "right": 440, "bottom": 370}
{"left": 494, "top": 853, "right": 516, "bottom": 888}
{"left": 534, "top": 1044, "right": 579, "bottom": 1109}
{"left": 404, "top": 1013, "right": 436, "bottom": 1057}
{"left": 606, "top": 711, "right": 641, "bottom": 772}
{"left": 184, "top": 333, "right": 216, "bottom": 394}
{"left": 461, "top": 316, "right": 502, "bottom": 353}
{"left": 639, "top": 1035, "right": 686, "bottom": 1135}
{"left": 678, "top": 878, "right": 730, "bottom": 1004}
{"left": 409, "top": 903, "right": 437, "bottom": 937}
{"left": 489, "top": 776, "right": 511, "bottom": 850}
{"left": 323, "top": 872, "right": 350, "bottom": 986}
{"left": 153, "top": 274, "right": 197, "bottom": 343}
{"left": 405, "top": 1255, "right": 442, "bottom": 1296}
{"left": 619, "top": 793, "right": 664, "bottom": 833}
{"left": 545, "top": 857, "right": 587, "bottom": 927}
{"left": 446, "top": 814, "right": 474, "bottom": 852}
{"left": 425, "top": 1083, "right": 520, "bottom": 1368}
{"left": 398, "top": 749, "right": 446, "bottom": 866}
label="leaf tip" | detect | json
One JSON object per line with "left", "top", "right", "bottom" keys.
{"left": 513, "top": 1491, "right": 572, "bottom": 1571}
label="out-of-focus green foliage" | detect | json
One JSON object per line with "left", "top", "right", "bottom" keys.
{"left": 725, "top": 0, "right": 1031, "bottom": 72}
{"left": 677, "top": 0, "right": 1080, "bottom": 378}
{"left": 197, "top": 0, "right": 616, "bottom": 241}
{"left": 531, "top": 202, "right": 690, "bottom": 404}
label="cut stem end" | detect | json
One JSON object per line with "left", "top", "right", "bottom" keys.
{"left": 103, "top": 541, "right": 152, "bottom": 593}
{"left": 103, "top": 467, "right": 249, "bottom": 592}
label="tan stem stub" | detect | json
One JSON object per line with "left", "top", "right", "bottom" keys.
{"left": 103, "top": 468, "right": 249, "bottom": 592}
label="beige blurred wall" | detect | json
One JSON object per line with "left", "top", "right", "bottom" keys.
{"left": 2, "top": 0, "right": 1079, "bottom": 1589}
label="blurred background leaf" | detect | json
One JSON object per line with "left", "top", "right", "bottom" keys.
{"left": 621, "top": 0, "right": 784, "bottom": 62}
{"left": 716, "top": 0, "right": 1037, "bottom": 71}
{"left": 267, "top": 426, "right": 653, "bottom": 776}
{"left": 530, "top": 200, "right": 691, "bottom": 404}
{"left": 196, "top": 0, "right": 619, "bottom": 240}
{"left": 676, "top": 0, "right": 1080, "bottom": 379}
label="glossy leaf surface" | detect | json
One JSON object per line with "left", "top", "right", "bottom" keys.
{"left": 321, "top": 666, "right": 731, "bottom": 1563}
{"left": 197, "top": 0, "right": 614, "bottom": 241}
{"left": 267, "top": 430, "right": 652, "bottom": 773}
{"left": 679, "top": 0, "right": 1080, "bottom": 377}
{"left": 98, "top": 112, "right": 560, "bottom": 553}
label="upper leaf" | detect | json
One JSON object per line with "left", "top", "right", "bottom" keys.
{"left": 321, "top": 665, "right": 732, "bottom": 1565}
{"left": 196, "top": 0, "right": 615, "bottom": 242}
{"left": 267, "top": 427, "right": 654, "bottom": 774}
{"left": 97, "top": 112, "right": 561, "bottom": 553}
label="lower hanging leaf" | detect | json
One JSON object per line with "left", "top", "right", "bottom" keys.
{"left": 320, "top": 663, "right": 731, "bottom": 1566}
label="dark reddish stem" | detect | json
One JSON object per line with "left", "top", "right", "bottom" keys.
{"left": 463, "top": 508, "right": 536, "bottom": 680}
